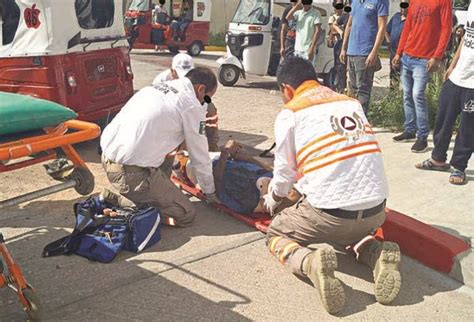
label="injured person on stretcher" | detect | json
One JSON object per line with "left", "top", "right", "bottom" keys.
{"left": 176, "top": 139, "right": 301, "bottom": 215}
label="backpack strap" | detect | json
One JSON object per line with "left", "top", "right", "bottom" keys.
{"left": 42, "top": 198, "right": 109, "bottom": 258}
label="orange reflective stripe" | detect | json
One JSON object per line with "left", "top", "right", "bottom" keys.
{"left": 296, "top": 132, "right": 339, "bottom": 159}
{"left": 278, "top": 242, "right": 300, "bottom": 263}
{"left": 297, "top": 137, "right": 347, "bottom": 168}
{"left": 302, "top": 141, "right": 380, "bottom": 170}
{"left": 269, "top": 236, "right": 283, "bottom": 254}
{"left": 303, "top": 148, "right": 382, "bottom": 175}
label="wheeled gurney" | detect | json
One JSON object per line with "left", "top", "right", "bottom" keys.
{"left": 0, "top": 119, "right": 100, "bottom": 318}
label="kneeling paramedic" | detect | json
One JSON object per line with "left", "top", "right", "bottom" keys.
{"left": 263, "top": 57, "right": 401, "bottom": 314}
{"left": 100, "top": 67, "right": 220, "bottom": 227}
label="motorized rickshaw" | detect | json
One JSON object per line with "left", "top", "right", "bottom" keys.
{"left": 0, "top": 0, "right": 134, "bottom": 122}
{"left": 125, "top": 0, "right": 212, "bottom": 56}
{"left": 217, "top": 0, "right": 335, "bottom": 86}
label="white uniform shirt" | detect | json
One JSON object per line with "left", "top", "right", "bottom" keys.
{"left": 101, "top": 78, "right": 216, "bottom": 194}
{"left": 449, "top": 2, "right": 474, "bottom": 89}
{"left": 270, "top": 81, "right": 388, "bottom": 210}
{"left": 152, "top": 69, "right": 173, "bottom": 86}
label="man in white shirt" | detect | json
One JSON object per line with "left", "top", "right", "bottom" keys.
{"left": 101, "top": 67, "right": 219, "bottom": 227}
{"left": 415, "top": 2, "right": 474, "bottom": 185}
{"left": 153, "top": 53, "right": 220, "bottom": 151}
{"left": 263, "top": 57, "right": 400, "bottom": 314}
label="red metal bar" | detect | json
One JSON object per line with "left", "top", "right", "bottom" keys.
{"left": 171, "top": 176, "right": 271, "bottom": 234}
{"left": 0, "top": 151, "right": 57, "bottom": 173}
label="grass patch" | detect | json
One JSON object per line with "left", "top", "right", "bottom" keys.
{"left": 209, "top": 32, "right": 226, "bottom": 47}
{"left": 368, "top": 71, "right": 446, "bottom": 131}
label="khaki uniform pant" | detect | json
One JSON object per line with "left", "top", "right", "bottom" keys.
{"left": 102, "top": 157, "right": 196, "bottom": 227}
{"left": 267, "top": 198, "right": 385, "bottom": 276}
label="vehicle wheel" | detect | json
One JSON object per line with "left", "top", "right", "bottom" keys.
{"left": 168, "top": 46, "right": 179, "bottom": 55}
{"left": 218, "top": 65, "right": 240, "bottom": 87}
{"left": 69, "top": 167, "right": 95, "bottom": 195}
{"left": 22, "top": 287, "right": 41, "bottom": 320}
{"left": 187, "top": 41, "right": 202, "bottom": 56}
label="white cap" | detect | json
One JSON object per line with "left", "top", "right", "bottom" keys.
{"left": 172, "top": 53, "right": 194, "bottom": 78}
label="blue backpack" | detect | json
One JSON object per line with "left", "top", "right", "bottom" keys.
{"left": 43, "top": 197, "right": 161, "bottom": 263}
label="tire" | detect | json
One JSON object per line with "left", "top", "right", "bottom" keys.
{"left": 69, "top": 167, "right": 95, "bottom": 196}
{"left": 168, "top": 46, "right": 179, "bottom": 55}
{"left": 218, "top": 65, "right": 240, "bottom": 87}
{"left": 187, "top": 41, "right": 202, "bottom": 56}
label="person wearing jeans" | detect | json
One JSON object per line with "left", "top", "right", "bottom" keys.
{"left": 400, "top": 55, "right": 431, "bottom": 142}
{"left": 392, "top": 0, "right": 452, "bottom": 152}
{"left": 340, "top": 0, "right": 388, "bottom": 114}
{"left": 415, "top": 2, "right": 473, "bottom": 185}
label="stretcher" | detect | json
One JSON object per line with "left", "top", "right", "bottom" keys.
{"left": 171, "top": 176, "right": 272, "bottom": 233}
{"left": 0, "top": 119, "right": 100, "bottom": 319}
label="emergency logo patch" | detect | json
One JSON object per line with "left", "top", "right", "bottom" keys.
{"left": 199, "top": 121, "right": 206, "bottom": 134}
{"left": 24, "top": 4, "right": 41, "bottom": 29}
{"left": 330, "top": 112, "right": 365, "bottom": 140}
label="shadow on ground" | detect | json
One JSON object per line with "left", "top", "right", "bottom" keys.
{"left": 0, "top": 195, "right": 256, "bottom": 320}
{"left": 292, "top": 246, "right": 464, "bottom": 317}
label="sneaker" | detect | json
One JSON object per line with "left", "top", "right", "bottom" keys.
{"left": 392, "top": 132, "right": 416, "bottom": 142}
{"left": 411, "top": 138, "right": 428, "bottom": 153}
{"left": 373, "top": 242, "right": 402, "bottom": 304}
{"left": 304, "top": 248, "right": 345, "bottom": 314}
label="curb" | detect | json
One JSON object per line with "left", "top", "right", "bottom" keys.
{"left": 205, "top": 46, "right": 226, "bottom": 52}
{"left": 377, "top": 209, "right": 471, "bottom": 284}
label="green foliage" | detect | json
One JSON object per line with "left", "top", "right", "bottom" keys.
{"left": 209, "top": 32, "right": 226, "bottom": 47}
{"left": 368, "top": 72, "right": 445, "bottom": 131}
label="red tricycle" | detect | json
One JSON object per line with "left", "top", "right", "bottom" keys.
{"left": 0, "top": 0, "right": 134, "bottom": 122}
{"left": 125, "top": 0, "right": 212, "bottom": 56}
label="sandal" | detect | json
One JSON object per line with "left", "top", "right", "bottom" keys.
{"left": 449, "top": 170, "right": 467, "bottom": 185}
{"left": 415, "top": 159, "right": 451, "bottom": 172}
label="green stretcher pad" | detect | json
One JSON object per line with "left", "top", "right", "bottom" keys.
{"left": 0, "top": 92, "right": 78, "bottom": 136}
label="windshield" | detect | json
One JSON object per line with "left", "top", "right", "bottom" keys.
{"left": 453, "top": 0, "right": 469, "bottom": 10}
{"left": 129, "top": 0, "right": 151, "bottom": 11}
{"left": 232, "top": 0, "right": 271, "bottom": 25}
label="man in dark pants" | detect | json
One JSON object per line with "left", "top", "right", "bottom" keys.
{"left": 415, "top": 2, "right": 473, "bottom": 185}
{"left": 340, "top": 0, "right": 388, "bottom": 114}
{"left": 280, "top": 0, "right": 298, "bottom": 59}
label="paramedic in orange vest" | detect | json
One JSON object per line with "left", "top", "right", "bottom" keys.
{"left": 263, "top": 57, "right": 401, "bottom": 314}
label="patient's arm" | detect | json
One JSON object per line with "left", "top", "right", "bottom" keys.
{"left": 233, "top": 150, "right": 273, "bottom": 172}
{"left": 213, "top": 150, "right": 230, "bottom": 195}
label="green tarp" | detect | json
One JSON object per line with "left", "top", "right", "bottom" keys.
{"left": 0, "top": 92, "right": 77, "bottom": 136}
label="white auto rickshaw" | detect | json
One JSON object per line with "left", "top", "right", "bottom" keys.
{"left": 217, "top": 0, "right": 335, "bottom": 87}
{"left": 0, "top": 0, "right": 133, "bottom": 122}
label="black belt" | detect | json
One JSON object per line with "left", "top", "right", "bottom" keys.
{"left": 322, "top": 201, "right": 386, "bottom": 220}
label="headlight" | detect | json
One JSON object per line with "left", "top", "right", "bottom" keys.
{"left": 242, "top": 36, "right": 249, "bottom": 46}
{"left": 225, "top": 33, "right": 229, "bottom": 43}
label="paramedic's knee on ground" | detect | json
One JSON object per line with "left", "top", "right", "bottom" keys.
{"left": 100, "top": 67, "right": 219, "bottom": 227}
{"left": 262, "top": 57, "right": 399, "bottom": 314}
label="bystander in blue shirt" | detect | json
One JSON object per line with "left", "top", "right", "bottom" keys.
{"left": 347, "top": 0, "right": 389, "bottom": 56}
{"left": 387, "top": 12, "right": 406, "bottom": 58}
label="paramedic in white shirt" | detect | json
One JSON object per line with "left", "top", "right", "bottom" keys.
{"left": 262, "top": 57, "right": 400, "bottom": 314}
{"left": 101, "top": 67, "right": 219, "bottom": 228}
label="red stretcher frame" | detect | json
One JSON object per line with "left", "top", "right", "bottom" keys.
{"left": 171, "top": 176, "right": 272, "bottom": 233}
